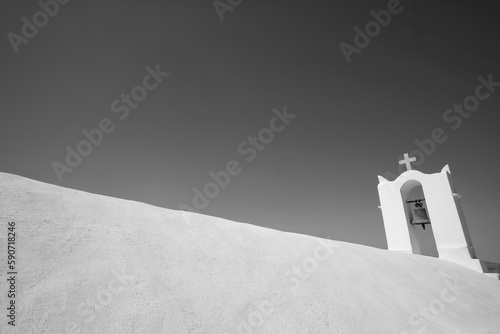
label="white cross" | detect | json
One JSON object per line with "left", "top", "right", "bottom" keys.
{"left": 399, "top": 153, "right": 416, "bottom": 171}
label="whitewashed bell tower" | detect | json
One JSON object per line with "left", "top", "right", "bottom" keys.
{"left": 377, "top": 154, "right": 499, "bottom": 279}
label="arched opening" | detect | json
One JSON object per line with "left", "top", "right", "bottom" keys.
{"left": 401, "top": 180, "right": 439, "bottom": 257}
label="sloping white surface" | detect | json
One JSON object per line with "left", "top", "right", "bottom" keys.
{"left": 0, "top": 172, "right": 499, "bottom": 334}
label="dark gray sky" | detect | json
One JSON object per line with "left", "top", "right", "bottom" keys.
{"left": 1, "top": 0, "right": 499, "bottom": 262}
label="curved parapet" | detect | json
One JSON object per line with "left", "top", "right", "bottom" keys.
{"left": 379, "top": 166, "right": 451, "bottom": 189}
{"left": 377, "top": 175, "right": 389, "bottom": 184}
{"left": 441, "top": 164, "right": 451, "bottom": 174}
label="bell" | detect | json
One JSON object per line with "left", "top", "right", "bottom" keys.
{"left": 411, "top": 204, "right": 431, "bottom": 230}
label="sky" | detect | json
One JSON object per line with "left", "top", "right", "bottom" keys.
{"left": 1, "top": 0, "right": 499, "bottom": 263}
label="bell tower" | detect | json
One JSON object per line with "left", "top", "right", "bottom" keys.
{"left": 377, "top": 154, "right": 499, "bottom": 278}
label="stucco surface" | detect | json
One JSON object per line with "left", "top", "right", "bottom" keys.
{"left": 1, "top": 172, "right": 499, "bottom": 334}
